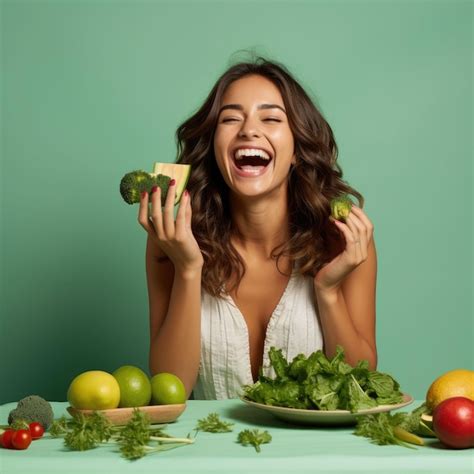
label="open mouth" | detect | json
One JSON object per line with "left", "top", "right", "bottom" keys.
{"left": 232, "top": 148, "right": 273, "bottom": 176}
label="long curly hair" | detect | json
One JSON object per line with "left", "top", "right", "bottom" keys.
{"left": 174, "top": 56, "right": 363, "bottom": 297}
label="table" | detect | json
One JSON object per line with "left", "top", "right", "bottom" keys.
{"left": 1, "top": 399, "right": 472, "bottom": 473}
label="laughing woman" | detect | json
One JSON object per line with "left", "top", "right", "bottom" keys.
{"left": 139, "top": 57, "right": 377, "bottom": 399}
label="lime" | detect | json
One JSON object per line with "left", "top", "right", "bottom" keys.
{"left": 67, "top": 370, "right": 120, "bottom": 410}
{"left": 112, "top": 365, "right": 152, "bottom": 408}
{"left": 150, "top": 372, "right": 186, "bottom": 405}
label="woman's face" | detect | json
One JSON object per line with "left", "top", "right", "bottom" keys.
{"left": 213, "top": 74, "right": 295, "bottom": 198}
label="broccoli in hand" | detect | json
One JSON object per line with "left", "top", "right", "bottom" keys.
{"left": 8, "top": 395, "right": 54, "bottom": 431}
{"left": 120, "top": 171, "right": 171, "bottom": 205}
{"left": 330, "top": 194, "right": 353, "bottom": 222}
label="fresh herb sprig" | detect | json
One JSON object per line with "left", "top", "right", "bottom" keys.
{"left": 49, "top": 409, "right": 195, "bottom": 460}
{"left": 237, "top": 429, "right": 272, "bottom": 453}
{"left": 195, "top": 413, "right": 234, "bottom": 433}
{"left": 354, "top": 403, "right": 430, "bottom": 449}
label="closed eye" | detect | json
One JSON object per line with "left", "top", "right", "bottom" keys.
{"left": 222, "top": 118, "right": 282, "bottom": 123}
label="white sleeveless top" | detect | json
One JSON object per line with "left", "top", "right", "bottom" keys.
{"left": 192, "top": 270, "right": 324, "bottom": 399}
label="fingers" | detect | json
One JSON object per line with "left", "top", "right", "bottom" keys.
{"left": 345, "top": 213, "right": 366, "bottom": 261}
{"left": 162, "top": 180, "right": 177, "bottom": 238}
{"left": 332, "top": 218, "right": 362, "bottom": 263}
{"left": 351, "top": 205, "right": 374, "bottom": 242}
{"left": 138, "top": 191, "right": 154, "bottom": 233}
{"left": 185, "top": 191, "right": 192, "bottom": 230}
{"left": 331, "top": 204, "right": 374, "bottom": 265}
{"left": 175, "top": 189, "right": 188, "bottom": 237}
{"left": 149, "top": 186, "right": 164, "bottom": 237}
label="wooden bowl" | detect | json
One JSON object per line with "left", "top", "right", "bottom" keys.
{"left": 67, "top": 404, "right": 186, "bottom": 426}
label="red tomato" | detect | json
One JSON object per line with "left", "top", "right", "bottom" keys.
{"left": 29, "top": 422, "right": 45, "bottom": 440}
{"left": 433, "top": 397, "right": 474, "bottom": 449}
{"left": 11, "top": 430, "right": 32, "bottom": 450}
{"left": 1, "top": 430, "right": 15, "bottom": 449}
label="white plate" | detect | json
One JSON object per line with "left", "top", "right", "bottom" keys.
{"left": 240, "top": 393, "right": 414, "bottom": 426}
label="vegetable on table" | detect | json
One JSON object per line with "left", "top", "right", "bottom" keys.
{"left": 242, "top": 345, "right": 405, "bottom": 412}
{"left": 11, "top": 430, "right": 32, "bottom": 450}
{"left": 195, "top": 413, "right": 234, "bottom": 433}
{"left": 237, "top": 429, "right": 272, "bottom": 453}
{"left": 28, "top": 422, "right": 45, "bottom": 440}
{"left": 49, "top": 408, "right": 195, "bottom": 460}
{"left": 7, "top": 395, "right": 54, "bottom": 431}
{"left": 1, "top": 429, "right": 15, "bottom": 449}
{"left": 432, "top": 396, "right": 474, "bottom": 449}
{"left": 353, "top": 403, "right": 429, "bottom": 449}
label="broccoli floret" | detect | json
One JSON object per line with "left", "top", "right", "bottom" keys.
{"left": 330, "top": 195, "right": 353, "bottom": 221}
{"left": 119, "top": 170, "right": 171, "bottom": 206}
{"left": 119, "top": 170, "right": 156, "bottom": 205}
{"left": 8, "top": 395, "right": 54, "bottom": 430}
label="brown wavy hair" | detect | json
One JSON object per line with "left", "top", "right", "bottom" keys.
{"left": 174, "top": 56, "right": 363, "bottom": 297}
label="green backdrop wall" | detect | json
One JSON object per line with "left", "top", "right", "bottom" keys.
{"left": 1, "top": 0, "right": 472, "bottom": 405}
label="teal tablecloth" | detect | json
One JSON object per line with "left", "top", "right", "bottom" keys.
{"left": 0, "top": 399, "right": 472, "bottom": 474}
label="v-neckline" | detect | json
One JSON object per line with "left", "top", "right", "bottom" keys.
{"left": 223, "top": 269, "right": 296, "bottom": 384}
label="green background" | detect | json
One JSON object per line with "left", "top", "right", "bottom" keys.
{"left": 1, "top": 0, "right": 472, "bottom": 405}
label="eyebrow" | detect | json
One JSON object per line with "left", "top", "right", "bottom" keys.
{"left": 218, "top": 103, "right": 287, "bottom": 115}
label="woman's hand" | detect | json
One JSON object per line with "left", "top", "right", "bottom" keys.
{"left": 314, "top": 205, "right": 374, "bottom": 295}
{"left": 138, "top": 180, "right": 204, "bottom": 274}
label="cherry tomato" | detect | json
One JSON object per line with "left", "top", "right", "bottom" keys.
{"left": 11, "top": 430, "right": 32, "bottom": 450}
{"left": 1, "top": 429, "right": 15, "bottom": 449}
{"left": 29, "top": 422, "right": 45, "bottom": 440}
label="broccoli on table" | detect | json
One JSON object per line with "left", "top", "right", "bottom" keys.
{"left": 119, "top": 170, "right": 171, "bottom": 205}
{"left": 8, "top": 395, "right": 54, "bottom": 430}
{"left": 330, "top": 194, "right": 353, "bottom": 222}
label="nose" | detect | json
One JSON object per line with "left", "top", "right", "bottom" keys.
{"left": 238, "top": 116, "right": 261, "bottom": 138}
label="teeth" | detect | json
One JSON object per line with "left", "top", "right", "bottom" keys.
{"left": 234, "top": 148, "right": 271, "bottom": 160}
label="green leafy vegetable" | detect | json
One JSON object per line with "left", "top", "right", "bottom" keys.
{"left": 330, "top": 194, "right": 353, "bottom": 221}
{"left": 243, "top": 345, "right": 405, "bottom": 412}
{"left": 354, "top": 403, "right": 430, "bottom": 449}
{"left": 7, "top": 395, "right": 54, "bottom": 430}
{"left": 49, "top": 409, "right": 195, "bottom": 460}
{"left": 237, "top": 429, "right": 272, "bottom": 453}
{"left": 195, "top": 413, "right": 234, "bottom": 433}
{"left": 119, "top": 170, "right": 171, "bottom": 205}
{"left": 64, "top": 411, "right": 114, "bottom": 451}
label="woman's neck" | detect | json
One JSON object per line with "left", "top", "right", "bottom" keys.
{"left": 229, "top": 190, "right": 289, "bottom": 259}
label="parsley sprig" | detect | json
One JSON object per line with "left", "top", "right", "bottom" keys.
{"left": 49, "top": 408, "right": 195, "bottom": 460}
{"left": 195, "top": 413, "right": 234, "bottom": 433}
{"left": 354, "top": 403, "right": 430, "bottom": 448}
{"left": 237, "top": 429, "right": 272, "bottom": 452}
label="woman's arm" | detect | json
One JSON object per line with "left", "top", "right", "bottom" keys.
{"left": 313, "top": 205, "right": 377, "bottom": 369}
{"left": 146, "top": 237, "right": 202, "bottom": 398}
{"left": 314, "top": 237, "right": 377, "bottom": 369}
{"left": 139, "top": 184, "right": 204, "bottom": 399}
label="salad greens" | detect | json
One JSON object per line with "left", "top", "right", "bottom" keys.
{"left": 237, "top": 429, "right": 272, "bottom": 452}
{"left": 242, "top": 345, "right": 404, "bottom": 412}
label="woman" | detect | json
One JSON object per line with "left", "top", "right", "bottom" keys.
{"left": 138, "top": 57, "right": 377, "bottom": 399}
